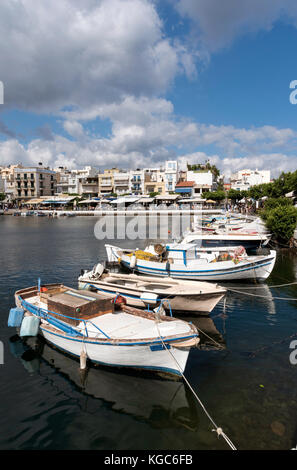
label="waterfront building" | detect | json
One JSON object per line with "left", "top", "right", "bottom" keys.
{"left": 164, "top": 160, "right": 178, "bottom": 193}
{"left": 186, "top": 170, "right": 214, "bottom": 196}
{"left": 98, "top": 168, "right": 117, "bottom": 196}
{"left": 143, "top": 168, "right": 166, "bottom": 195}
{"left": 230, "top": 169, "right": 271, "bottom": 191}
{"left": 129, "top": 169, "right": 145, "bottom": 195}
{"left": 56, "top": 166, "right": 99, "bottom": 196}
{"left": 13, "top": 164, "right": 57, "bottom": 202}
{"left": 113, "top": 171, "right": 130, "bottom": 195}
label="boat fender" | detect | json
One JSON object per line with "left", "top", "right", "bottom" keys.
{"left": 165, "top": 261, "right": 170, "bottom": 272}
{"left": 130, "top": 254, "right": 137, "bottom": 269}
{"left": 80, "top": 350, "right": 87, "bottom": 370}
{"left": 113, "top": 294, "right": 127, "bottom": 310}
{"left": 8, "top": 307, "right": 24, "bottom": 327}
{"left": 20, "top": 316, "right": 40, "bottom": 337}
{"left": 92, "top": 263, "right": 104, "bottom": 279}
{"left": 140, "top": 292, "right": 159, "bottom": 305}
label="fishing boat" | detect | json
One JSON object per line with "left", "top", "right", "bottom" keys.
{"left": 105, "top": 243, "right": 276, "bottom": 281}
{"left": 78, "top": 264, "right": 226, "bottom": 314}
{"left": 180, "top": 231, "right": 270, "bottom": 251}
{"left": 10, "top": 283, "right": 199, "bottom": 377}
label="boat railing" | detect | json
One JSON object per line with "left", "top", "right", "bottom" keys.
{"left": 20, "top": 297, "right": 111, "bottom": 339}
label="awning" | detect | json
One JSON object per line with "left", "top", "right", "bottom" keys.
{"left": 137, "top": 197, "right": 155, "bottom": 203}
{"left": 155, "top": 195, "right": 179, "bottom": 200}
{"left": 175, "top": 187, "right": 192, "bottom": 193}
{"left": 110, "top": 197, "right": 141, "bottom": 204}
{"left": 78, "top": 199, "right": 99, "bottom": 204}
{"left": 25, "top": 198, "right": 45, "bottom": 204}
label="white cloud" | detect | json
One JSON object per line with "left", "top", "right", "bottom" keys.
{"left": 0, "top": 0, "right": 195, "bottom": 113}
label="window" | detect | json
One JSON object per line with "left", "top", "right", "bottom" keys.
{"left": 24, "top": 173, "right": 27, "bottom": 180}
{"left": 30, "top": 174, "right": 34, "bottom": 179}
{"left": 24, "top": 190, "right": 28, "bottom": 197}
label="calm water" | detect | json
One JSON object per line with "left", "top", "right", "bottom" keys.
{"left": 1, "top": 216, "right": 297, "bottom": 450}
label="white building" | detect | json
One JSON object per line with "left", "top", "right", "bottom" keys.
{"left": 231, "top": 169, "right": 271, "bottom": 191}
{"left": 129, "top": 169, "right": 145, "bottom": 195}
{"left": 186, "top": 170, "right": 214, "bottom": 195}
{"left": 56, "top": 166, "right": 99, "bottom": 195}
{"left": 164, "top": 160, "right": 178, "bottom": 193}
{"left": 113, "top": 171, "right": 130, "bottom": 195}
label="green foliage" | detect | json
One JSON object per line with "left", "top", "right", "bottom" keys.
{"left": 149, "top": 191, "right": 159, "bottom": 197}
{"left": 227, "top": 189, "right": 242, "bottom": 201}
{"left": 187, "top": 160, "right": 220, "bottom": 180}
{"left": 264, "top": 205, "right": 297, "bottom": 243}
{"left": 0, "top": 193, "right": 5, "bottom": 201}
{"left": 203, "top": 190, "right": 226, "bottom": 201}
{"left": 247, "top": 170, "right": 297, "bottom": 200}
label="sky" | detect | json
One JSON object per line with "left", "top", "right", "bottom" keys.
{"left": 0, "top": 0, "right": 297, "bottom": 178}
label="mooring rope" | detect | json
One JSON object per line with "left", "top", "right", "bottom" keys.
{"left": 154, "top": 319, "right": 237, "bottom": 450}
{"left": 226, "top": 287, "right": 297, "bottom": 301}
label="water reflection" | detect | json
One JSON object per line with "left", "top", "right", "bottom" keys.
{"left": 9, "top": 335, "right": 199, "bottom": 432}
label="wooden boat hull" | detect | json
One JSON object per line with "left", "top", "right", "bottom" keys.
{"left": 39, "top": 325, "right": 191, "bottom": 376}
{"left": 13, "top": 284, "right": 199, "bottom": 377}
{"left": 78, "top": 278, "right": 225, "bottom": 314}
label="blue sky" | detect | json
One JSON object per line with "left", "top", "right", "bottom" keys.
{"left": 0, "top": 0, "right": 297, "bottom": 178}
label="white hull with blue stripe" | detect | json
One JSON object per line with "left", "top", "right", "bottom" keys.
{"left": 106, "top": 244, "right": 276, "bottom": 281}
{"left": 13, "top": 284, "right": 199, "bottom": 377}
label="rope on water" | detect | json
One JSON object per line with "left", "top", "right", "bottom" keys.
{"left": 226, "top": 287, "right": 297, "bottom": 301}
{"left": 154, "top": 319, "right": 237, "bottom": 451}
{"left": 226, "top": 281, "right": 297, "bottom": 289}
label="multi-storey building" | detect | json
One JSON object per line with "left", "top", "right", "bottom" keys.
{"left": 56, "top": 166, "right": 99, "bottom": 196}
{"left": 13, "top": 165, "right": 57, "bottom": 202}
{"left": 143, "top": 168, "right": 165, "bottom": 195}
{"left": 113, "top": 171, "right": 130, "bottom": 195}
{"left": 186, "top": 170, "right": 214, "bottom": 196}
{"left": 129, "top": 169, "right": 145, "bottom": 195}
{"left": 98, "top": 168, "right": 117, "bottom": 195}
{"left": 230, "top": 169, "right": 271, "bottom": 191}
{"left": 164, "top": 160, "right": 178, "bottom": 193}
{"left": 0, "top": 164, "right": 23, "bottom": 202}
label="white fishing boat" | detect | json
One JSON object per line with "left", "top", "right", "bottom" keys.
{"left": 11, "top": 283, "right": 199, "bottom": 377}
{"left": 181, "top": 230, "right": 270, "bottom": 251}
{"left": 106, "top": 243, "right": 276, "bottom": 281}
{"left": 78, "top": 264, "right": 226, "bottom": 314}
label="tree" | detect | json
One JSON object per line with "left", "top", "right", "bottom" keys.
{"left": 203, "top": 190, "right": 226, "bottom": 201}
{"left": 227, "top": 189, "right": 242, "bottom": 202}
{"left": 0, "top": 193, "right": 5, "bottom": 201}
{"left": 265, "top": 206, "right": 297, "bottom": 243}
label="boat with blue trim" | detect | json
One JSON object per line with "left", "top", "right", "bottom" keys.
{"left": 106, "top": 243, "right": 276, "bottom": 281}
{"left": 11, "top": 283, "right": 199, "bottom": 377}
{"left": 78, "top": 264, "right": 226, "bottom": 314}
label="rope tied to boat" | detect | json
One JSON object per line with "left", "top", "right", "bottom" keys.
{"left": 153, "top": 316, "right": 237, "bottom": 451}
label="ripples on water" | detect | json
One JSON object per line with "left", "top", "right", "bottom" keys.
{"left": 0, "top": 216, "right": 297, "bottom": 450}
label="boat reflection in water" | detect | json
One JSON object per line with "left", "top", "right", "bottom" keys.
{"left": 9, "top": 334, "right": 203, "bottom": 431}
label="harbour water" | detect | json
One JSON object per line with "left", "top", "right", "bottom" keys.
{"left": 1, "top": 216, "right": 297, "bottom": 450}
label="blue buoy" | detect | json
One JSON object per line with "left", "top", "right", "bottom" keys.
{"left": 8, "top": 308, "right": 24, "bottom": 327}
